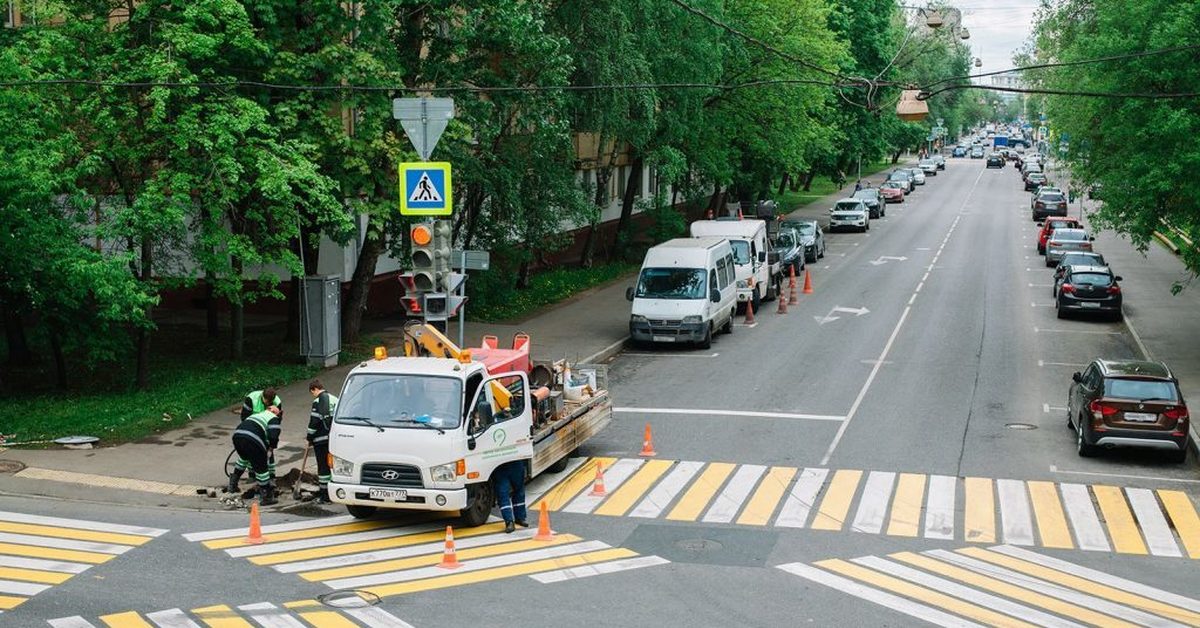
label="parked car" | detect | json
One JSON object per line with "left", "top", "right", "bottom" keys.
{"left": 1024, "top": 172, "right": 1048, "bottom": 191}
{"left": 1032, "top": 188, "right": 1069, "bottom": 221}
{"left": 781, "top": 219, "right": 825, "bottom": 262}
{"left": 932, "top": 155, "right": 946, "bottom": 170}
{"left": 986, "top": 153, "right": 1005, "bottom": 168}
{"left": 828, "top": 198, "right": 870, "bottom": 232}
{"left": 627, "top": 238, "right": 737, "bottom": 349}
{"left": 880, "top": 181, "right": 906, "bottom": 203}
{"left": 888, "top": 170, "right": 914, "bottom": 193}
{"left": 1056, "top": 265, "right": 1123, "bottom": 321}
{"left": 1052, "top": 253, "right": 1109, "bottom": 296}
{"left": 970, "top": 146, "right": 985, "bottom": 159}
{"left": 919, "top": 159, "right": 938, "bottom": 176}
{"left": 853, "top": 187, "right": 886, "bottom": 218}
{"left": 1045, "top": 228, "right": 1094, "bottom": 266}
{"left": 952, "top": 146, "right": 966, "bottom": 157}
{"left": 1068, "top": 359, "right": 1188, "bottom": 462}
{"left": 773, "top": 227, "right": 805, "bottom": 276}
{"left": 906, "top": 168, "right": 926, "bottom": 185}
{"left": 1036, "top": 217, "right": 1082, "bottom": 254}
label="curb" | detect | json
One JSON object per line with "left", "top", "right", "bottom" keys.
{"left": 580, "top": 336, "right": 630, "bottom": 365}
{"left": 1152, "top": 231, "right": 1180, "bottom": 255}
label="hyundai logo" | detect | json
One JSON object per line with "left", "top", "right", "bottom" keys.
{"left": 381, "top": 470, "right": 400, "bottom": 481}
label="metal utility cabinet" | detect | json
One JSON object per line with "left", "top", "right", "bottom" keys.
{"left": 300, "top": 275, "right": 341, "bottom": 367}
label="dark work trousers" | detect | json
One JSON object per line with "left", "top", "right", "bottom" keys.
{"left": 313, "top": 441, "right": 330, "bottom": 488}
{"left": 232, "top": 431, "right": 271, "bottom": 485}
{"left": 493, "top": 461, "right": 527, "bottom": 524}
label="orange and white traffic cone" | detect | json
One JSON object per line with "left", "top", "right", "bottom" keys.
{"left": 777, "top": 285, "right": 788, "bottom": 314}
{"left": 744, "top": 297, "right": 756, "bottom": 324}
{"left": 788, "top": 266, "right": 799, "bottom": 305}
{"left": 243, "top": 502, "right": 265, "bottom": 545}
{"left": 639, "top": 423, "right": 657, "bottom": 457}
{"left": 533, "top": 501, "right": 555, "bottom": 542}
{"left": 438, "top": 526, "right": 462, "bottom": 569}
{"left": 803, "top": 269, "right": 814, "bottom": 294}
{"left": 589, "top": 464, "right": 607, "bottom": 497}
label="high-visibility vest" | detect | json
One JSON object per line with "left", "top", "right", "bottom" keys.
{"left": 247, "top": 390, "right": 283, "bottom": 413}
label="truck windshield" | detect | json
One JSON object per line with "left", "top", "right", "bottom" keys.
{"left": 635, "top": 267, "right": 706, "bottom": 299}
{"left": 336, "top": 374, "right": 463, "bottom": 430}
{"left": 728, "top": 240, "right": 751, "bottom": 265}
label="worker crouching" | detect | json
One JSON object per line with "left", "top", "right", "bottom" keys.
{"left": 230, "top": 405, "right": 283, "bottom": 506}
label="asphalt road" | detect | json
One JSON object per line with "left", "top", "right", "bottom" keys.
{"left": 4, "top": 157, "right": 1200, "bottom": 627}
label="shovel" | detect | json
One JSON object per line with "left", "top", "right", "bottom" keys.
{"left": 293, "top": 443, "right": 311, "bottom": 500}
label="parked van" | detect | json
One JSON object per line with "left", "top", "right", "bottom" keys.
{"left": 626, "top": 238, "right": 737, "bottom": 349}
{"left": 689, "top": 218, "right": 781, "bottom": 311}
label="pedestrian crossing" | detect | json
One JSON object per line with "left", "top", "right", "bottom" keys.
{"left": 537, "top": 457, "right": 1200, "bottom": 558}
{"left": 0, "top": 510, "right": 166, "bottom": 613}
{"left": 183, "top": 515, "right": 667, "bottom": 597}
{"left": 779, "top": 545, "right": 1200, "bottom": 627}
{"left": 48, "top": 600, "right": 415, "bottom": 627}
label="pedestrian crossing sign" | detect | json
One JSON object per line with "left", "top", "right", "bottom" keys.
{"left": 399, "top": 162, "right": 452, "bottom": 216}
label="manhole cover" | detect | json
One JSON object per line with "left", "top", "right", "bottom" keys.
{"left": 0, "top": 460, "right": 25, "bottom": 474}
{"left": 1006, "top": 423, "right": 1038, "bottom": 430}
{"left": 674, "top": 538, "right": 723, "bottom": 552}
{"left": 317, "top": 590, "right": 381, "bottom": 609}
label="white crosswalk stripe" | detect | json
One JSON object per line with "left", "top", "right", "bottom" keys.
{"left": 775, "top": 467, "right": 828, "bottom": 528}
{"left": 1059, "top": 483, "right": 1110, "bottom": 551}
{"left": 630, "top": 461, "right": 703, "bottom": 518}
{"left": 1126, "top": 487, "right": 1182, "bottom": 557}
{"left": 996, "top": 479, "right": 1035, "bottom": 546}
{"left": 702, "top": 464, "right": 765, "bottom": 523}
{"left": 851, "top": 471, "right": 895, "bottom": 534}
{"left": 562, "top": 459, "right": 643, "bottom": 514}
{"left": 923, "top": 475, "right": 956, "bottom": 540}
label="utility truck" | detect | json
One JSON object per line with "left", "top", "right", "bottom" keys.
{"left": 327, "top": 323, "right": 612, "bottom": 526}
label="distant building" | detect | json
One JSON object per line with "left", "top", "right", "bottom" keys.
{"left": 989, "top": 72, "right": 1023, "bottom": 103}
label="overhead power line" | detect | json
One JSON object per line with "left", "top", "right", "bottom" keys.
{"left": 920, "top": 43, "right": 1200, "bottom": 90}
{"left": 921, "top": 83, "right": 1200, "bottom": 100}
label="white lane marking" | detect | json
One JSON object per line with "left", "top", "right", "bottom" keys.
{"left": 1039, "top": 360, "right": 1083, "bottom": 367}
{"left": 1043, "top": 405, "right": 1068, "bottom": 413}
{"left": 146, "top": 609, "right": 202, "bottom": 628}
{"left": 227, "top": 520, "right": 449, "bottom": 558}
{"left": 996, "top": 480, "right": 1035, "bottom": 546}
{"left": 850, "top": 471, "right": 896, "bottom": 534}
{"left": 562, "top": 459, "right": 644, "bottom": 514}
{"left": 852, "top": 556, "right": 1085, "bottom": 628}
{"left": 992, "top": 545, "right": 1200, "bottom": 613}
{"left": 1125, "top": 488, "right": 1182, "bottom": 557}
{"left": 184, "top": 515, "right": 359, "bottom": 542}
{"left": 775, "top": 468, "right": 829, "bottom": 528}
{"left": 924, "top": 475, "right": 957, "bottom": 540}
{"left": 47, "top": 618, "right": 98, "bottom": 628}
{"left": 914, "top": 283, "right": 923, "bottom": 293}
{"left": 1033, "top": 326, "right": 1123, "bottom": 335}
{"left": 622, "top": 352, "right": 719, "bottom": 359}
{"left": 702, "top": 464, "right": 767, "bottom": 523}
{"left": 907, "top": 294, "right": 917, "bottom": 305}
{"left": 0, "top": 578, "right": 50, "bottom": 595}
{"left": 1048, "top": 466, "right": 1200, "bottom": 484}
{"left": 613, "top": 407, "right": 845, "bottom": 422}
{"left": 921, "top": 272, "right": 930, "bottom": 282}
{"left": 274, "top": 529, "right": 535, "bottom": 573}
{"left": 630, "top": 461, "right": 704, "bottom": 519}
{"left": 530, "top": 555, "right": 669, "bottom": 583}
{"left": 1028, "top": 283, "right": 1054, "bottom": 287}
{"left": 777, "top": 562, "right": 988, "bottom": 628}
{"left": 0, "top": 511, "right": 167, "bottom": 538}
{"left": 342, "top": 607, "right": 416, "bottom": 628}
{"left": 237, "top": 602, "right": 306, "bottom": 628}
{"left": 0, "top": 532, "right": 131, "bottom": 555}
{"left": 0, "top": 555, "right": 89, "bottom": 574}
{"left": 1031, "top": 302, "right": 1054, "bottom": 307}
{"left": 916, "top": 247, "right": 931, "bottom": 251}
{"left": 1059, "top": 483, "right": 1111, "bottom": 552}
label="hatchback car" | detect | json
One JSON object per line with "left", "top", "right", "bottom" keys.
{"left": 1056, "top": 265, "right": 1122, "bottom": 320}
{"left": 1032, "top": 189, "right": 1069, "bottom": 221}
{"left": 906, "top": 168, "right": 926, "bottom": 185}
{"left": 986, "top": 153, "right": 1005, "bottom": 168}
{"left": 780, "top": 220, "right": 825, "bottom": 262}
{"left": 970, "top": 146, "right": 984, "bottom": 158}
{"left": 1024, "top": 172, "right": 1048, "bottom": 191}
{"left": 1036, "top": 217, "right": 1082, "bottom": 254}
{"left": 1052, "top": 253, "right": 1108, "bottom": 295}
{"left": 1067, "top": 359, "right": 1189, "bottom": 462}
{"left": 919, "top": 159, "right": 938, "bottom": 176}
{"left": 888, "top": 171, "right": 914, "bottom": 193}
{"left": 773, "top": 227, "right": 805, "bottom": 275}
{"left": 853, "top": 187, "right": 885, "bottom": 218}
{"left": 932, "top": 155, "right": 946, "bottom": 170}
{"left": 828, "top": 199, "right": 870, "bottom": 232}
{"left": 952, "top": 146, "right": 966, "bottom": 157}
{"left": 880, "top": 181, "right": 905, "bottom": 203}
{"left": 1045, "top": 228, "right": 1094, "bottom": 266}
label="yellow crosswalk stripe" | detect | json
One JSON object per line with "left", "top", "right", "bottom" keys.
{"left": 362, "top": 547, "right": 637, "bottom": 597}
{"left": 1026, "top": 481, "right": 1073, "bottom": 549}
{"left": 594, "top": 460, "right": 674, "bottom": 517}
{"left": 1159, "top": 490, "right": 1200, "bottom": 559}
{"left": 204, "top": 518, "right": 406, "bottom": 550}
{"left": 666, "top": 462, "right": 735, "bottom": 521}
{"left": 1092, "top": 485, "right": 1147, "bottom": 555}
{"left": 0, "top": 542, "right": 112, "bottom": 564}
{"left": 0, "top": 595, "right": 25, "bottom": 610}
{"left": 963, "top": 477, "right": 995, "bottom": 543}
{"left": 958, "top": 547, "right": 1200, "bottom": 624}
{"left": 885, "top": 473, "right": 925, "bottom": 537}
{"left": 811, "top": 470, "right": 862, "bottom": 531}
{"left": 100, "top": 611, "right": 154, "bottom": 628}
{"left": 0, "top": 566, "right": 72, "bottom": 584}
{"left": 192, "top": 604, "right": 254, "bottom": 628}
{"left": 0, "top": 521, "right": 150, "bottom": 547}
{"left": 736, "top": 466, "right": 796, "bottom": 526}
{"left": 890, "top": 552, "right": 1137, "bottom": 628}
{"left": 281, "top": 601, "right": 359, "bottom": 628}
{"left": 815, "top": 558, "right": 1040, "bottom": 628}
{"left": 249, "top": 522, "right": 507, "bottom": 566}
{"left": 299, "top": 534, "right": 582, "bottom": 581}
{"left": 536, "top": 457, "right": 616, "bottom": 511}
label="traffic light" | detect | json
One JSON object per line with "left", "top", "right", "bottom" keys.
{"left": 410, "top": 222, "right": 436, "bottom": 292}
{"left": 442, "top": 272, "right": 467, "bottom": 318}
{"left": 422, "top": 292, "right": 448, "bottom": 322}
{"left": 431, "top": 220, "right": 452, "bottom": 289}
{"left": 398, "top": 273, "right": 422, "bottom": 316}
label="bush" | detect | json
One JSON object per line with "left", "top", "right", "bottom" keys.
{"left": 467, "top": 262, "right": 637, "bottom": 322}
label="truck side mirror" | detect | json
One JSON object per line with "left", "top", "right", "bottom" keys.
{"left": 467, "top": 436, "right": 477, "bottom": 451}
{"left": 625, "top": 286, "right": 634, "bottom": 301}
{"left": 758, "top": 251, "right": 767, "bottom": 263}
{"left": 710, "top": 288, "right": 721, "bottom": 303}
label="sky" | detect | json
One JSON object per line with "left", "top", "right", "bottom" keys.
{"left": 948, "top": 2, "right": 1041, "bottom": 74}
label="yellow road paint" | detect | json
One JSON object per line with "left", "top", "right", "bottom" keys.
{"left": 0, "top": 566, "right": 71, "bottom": 584}
{"left": 963, "top": 477, "right": 996, "bottom": 543}
{"left": 811, "top": 470, "right": 863, "bottom": 531}
{"left": 0, "top": 542, "right": 112, "bottom": 564}
{"left": 249, "top": 522, "right": 507, "bottom": 566}
{"left": 595, "top": 460, "right": 674, "bottom": 517}
{"left": 300, "top": 534, "right": 582, "bottom": 581}
{"left": 534, "top": 457, "right": 616, "bottom": 511}
{"left": 736, "top": 467, "right": 797, "bottom": 526}
{"left": 204, "top": 518, "right": 407, "bottom": 550}
{"left": 100, "top": 611, "right": 154, "bottom": 628}
{"left": 892, "top": 552, "right": 1136, "bottom": 628}
{"left": 1158, "top": 490, "right": 1200, "bottom": 560}
{"left": 0, "top": 595, "right": 25, "bottom": 610}
{"left": 666, "top": 463, "right": 735, "bottom": 522}
{"left": 958, "top": 547, "right": 1200, "bottom": 625}
{"left": 360, "top": 548, "right": 637, "bottom": 597}
{"left": 885, "top": 473, "right": 925, "bottom": 537}
{"left": 817, "top": 558, "right": 1039, "bottom": 628}
{"left": 295, "top": 610, "right": 358, "bottom": 628}
{"left": 192, "top": 604, "right": 254, "bottom": 628}
{"left": 1026, "top": 481, "right": 1073, "bottom": 549}
{"left": 1092, "top": 485, "right": 1147, "bottom": 555}
{"left": 0, "top": 522, "right": 150, "bottom": 547}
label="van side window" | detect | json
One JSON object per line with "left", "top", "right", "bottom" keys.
{"left": 708, "top": 270, "right": 717, "bottom": 293}
{"left": 724, "top": 254, "right": 734, "bottom": 286}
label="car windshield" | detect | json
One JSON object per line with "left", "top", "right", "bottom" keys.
{"left": 1039, "top": 193, "right": 1065, "bottom": 202}
{"left": 1061, "top": 253, "right": 1105, "bottom": 266}
{"left": 337, "top": 374, "right": 463, "bottom": 430}
{"left": 853, "top": 190, "right": 875, "bottom": 199}
{"left": 635, "top": 267, "right": 706, "bottom": 299}
{"left": 1053, "top": 230, "right": 1087, "bottom": 241}
{"left": 1030, "top": 174, "right": 1045, "bottom": 181}
{"left": 1071, "top": 272, "right": 1113, "bottom": 287}
{"left": 1105, "top": 378, "right": 1178, "bottom": 402}
{"left": 889, "top": 173, "right": 908, "bottom": 180}
{"left": 775, "top": 233, "right": 795, "bottom": 249}
{"left": 835, "top": 202, "right": 862, "bottom": 212}
{"left": 794, "top": 223, "right": 816, "bottom": 235}
{"left": 728, "top": 240, "right": 751, "bottom": 265}
{"left": 920, "top": 160, "right": 934, "bottom": 166}
{"left": 882, "top": 182, "right": 902, "bottom": 189}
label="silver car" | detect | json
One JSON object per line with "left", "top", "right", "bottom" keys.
{"left": 906, "top": 168, "right": 926, "bottom": 185}
{"left": 1045, "top": 228, "right": 1095, "bottom": 266}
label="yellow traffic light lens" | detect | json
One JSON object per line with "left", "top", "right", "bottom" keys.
{"left": 411, "top": 225, "right": 432, "bottom": 246}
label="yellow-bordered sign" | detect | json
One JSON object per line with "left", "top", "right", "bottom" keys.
{"left": 399, "top": 162, "right": 452, "bottom": 216}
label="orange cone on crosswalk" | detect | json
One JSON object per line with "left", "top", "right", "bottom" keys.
{"left": 589, "top": 463, "right": 607, "bottom": 497}
{"left": 438, "top": 526, "right": 462, "bottom": 569}
{"left": 244, "top": 502, "right": 265, "bottom": 545}
{"left": 533, "top": 501, "right": 555, "bottom": 542}
{"left": 788, "top": 266, "right": 799, "bottom": 305}
{"left": 803, "top": 269, "right": 814, "bottom": 294}
{"left": 639, "top": 422, "right": 658, "bottom": 457}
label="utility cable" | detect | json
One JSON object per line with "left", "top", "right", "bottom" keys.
{"left": 919, "top": 43, "right": 1200, "bottom": 90}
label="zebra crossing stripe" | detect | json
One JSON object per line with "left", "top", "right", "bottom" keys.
{"left": 341, "top": 607, "right": 415, "bottom": 628}
{"left": 1026, "top": 481, "right": 1073, "bottom": 549}
{"left": 737, "top": 466, "right": 796, "bottom": 526}
{"left": 593, "top": 460, "right": 673, "bottom": 517}
{"left": 47, "top": 618, "right": 97, "bottom": 628}
{"left": 249, "top": 523, "right": 508, "bottom": 567}
{"left": 1158, "top": 490, "right": 1200, "bottom": 559}
{"left": 226, "top": 521, "right": 450, "bottom": 559}
{"left": 1092, "top": 485, "right": 1147, "bottom": 555}
{"left": 236, "top": 602, "right": 306, "bottom": 628}
{"left": 278, "top": 528, "right": 554, "bottom": 575}
{"left": 923, "top": 475, "right": 956, "bottom": 540}
{"left": 98, "top": 610, "right": 154, "bottom": 627}
{"left": 1125, "top": 488, "right": 1182, "bottom": 557}
{"left": 191, "top": 604, "right": 254, "bottom": 628}
{"left": 963, "top": 477, "right": 996, "bottom": 543}
{"left": 183, "top": 516, "right": 359, "bottom": 542}
{"left": 529, "top": 555, "right": 670, "bottom": 583}
{"left": 702, "top": 464, "right": 765, "bottom": 523}
{"left": 811, "top": 470, "right": 862, "bottom": 531}
{"left": 850, "top": 471, "right": 895, "bottom": 534}
{"left": 886, "top": 473, "right": 925, "bottom": 538}
{"left": 629, "top": 461, "right": 703, "bottom": 519}
{"left": 144, "top": 608, "right": 202, "bottom": 628}
{"left": 1059, "top": 483, "right": 1110, "bottom": 551}
{"left": 775, "top": 468, "right": 827, "bottom": 528}
{"left": 996, "top": 479, "right": 1035, "bottom": 546}
{"left": 561, "top": 459, "right": 643, "bottom": 514}
{"left": 0, "top": 512, "right": 165, "bottom": 537}
{"left": 665, "top": 462, "right": 735, "bottom": 521}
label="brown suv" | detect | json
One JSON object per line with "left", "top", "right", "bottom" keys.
{"left": 1068, "top": 360, "right": 1190, "bottom": 462}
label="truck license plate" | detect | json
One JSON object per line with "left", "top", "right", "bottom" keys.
{"left": 1124, "top": 412, "right": 1157, "bottom": 423}
{"left": 368, "top": 488, "right": 407, "bottom": 501}
{"left": 653, "top": 336, "right": 675, "bottom": 343}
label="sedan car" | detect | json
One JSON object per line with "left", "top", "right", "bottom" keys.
{"left": 932, "top": 155, "right": 946, "bottom": 170}
{"left": 986, "top": 153, "right": 1005, "bottom": 168}
{"left": 1045, "top": 228, "right": 1094, "bottom": 266}
{"left": 1032, "top": 189, "right": 1069, "bottom": 221}
{"left": 773, "top": 227, "right": 805, "bottom": 275}
{"left": 1036, "top": 217, "right": 1082, "bottom": 254}
{"left": 1024, "top": 172, "right": 1048, "bottom": 191}
{"left": 906, "top": 168, "right": 926, "bottom": 185}
{"left": 780, "top": 219, "right": 825, "bottom": 262}
{"left": 880, "top": 181, "right": 906, "bottom": 203}
{"left": 970, "top": 146, "right": 984, "bottom": 159}
{"left": 888, "top": 170, "right": 914, "bottom": 193}
{"left": 952, "top": 146, "right": 966, "bottom": 157}
{"left": 919, "top": 159, "right": 938, "bottom": 176}
{"left": 853, "top": 187, "right": 885, "bottom": 218}
{"left": 828, "top": 198, "right": 870, "bottom": 232}
{"left": 1068, "top": 359, "right": 1188, "bottom": 462}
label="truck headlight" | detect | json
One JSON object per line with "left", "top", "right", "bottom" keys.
{"left": 737, "top": 280, "right": 748, "bottom": 289}
{"left": 630, "top": 315, "right": 648, "bottom": 324}
{"left": 681, "top": 315, "right": 701, "bottom": 324}
{"left": 331, "top": 455, "right": 353, "bottom": 478}
{"left": 430, "top": 463, "right": 457, "bottom": 483}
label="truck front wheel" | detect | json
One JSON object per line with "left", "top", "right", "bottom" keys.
{"left": 460, "top": 482, "right": 494, "bottom": 527}
{"left": 346, "top": 505, "right": 377, "bottom": 519}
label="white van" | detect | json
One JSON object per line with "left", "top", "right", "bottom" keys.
{"left": 626, "top": 238, "right": 737, "bottom": 349}
{"left": 690, "top": 218, "right": 780, "bottom": 310}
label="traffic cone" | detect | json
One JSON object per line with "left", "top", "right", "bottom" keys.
{"left": 589, "top": 464, "right": 607, "bottom": 497}
{"left": 802, "top": 269, "right": 814, "bottom": 294}
{"left": 639, "top": 423, "right": 657, "bottom": 457}
{"left": 744, "top": 296, "right": 756, "bottom": 324}
{"left": 777, "top": 286, "right": 788, "bottom": 314}
{"left": 533, "top": 501, "right": 555, "bottom": 542}
{"left": 438, "top": 526, "right": 462, "bottom": 569}
{"left": 244, "top": 502, "right": 265, "bottom": 545}
{"left": 788, "top": 266, "right": 799, "bottom": 305}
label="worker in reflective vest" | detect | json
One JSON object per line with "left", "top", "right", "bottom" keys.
{"left": 306, "top": 379, "right": 339, "bottom": 504}
{"left": 231, "top": 406, "right": 281, "bottom": 505}
{"left": 238, "top": 387, "right": 283, "bottom": 482}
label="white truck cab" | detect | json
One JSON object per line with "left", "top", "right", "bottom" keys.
{"left": 689, "top": 218, "right": 781, "bottom": 311}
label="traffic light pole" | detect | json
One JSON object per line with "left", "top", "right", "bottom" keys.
{"left": 459, "top": 248, "right": 467, "bottom": 348}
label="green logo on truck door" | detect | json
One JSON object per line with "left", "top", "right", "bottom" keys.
{"left": 493, "top": 428, "right": 507, "bottom": 447}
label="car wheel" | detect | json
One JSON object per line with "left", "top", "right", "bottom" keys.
{"left": 1045, "top": 258, "right": 1054, "bottom": 268}
{"left": 459, "top": 482, "right": 495, "bottom": 527}
{"left": 1056, "top": 299, "right": 1067, "bottom": 319}
{"left": 1166, "top": 448, "right": 1188, "bottom": 464}
{"left": 1110, "top": 310, "right": 1123, "bottom": 322}
{"left": 751, "top": 286, "right": 761, "bottom": 314}
{"left": 1076, "top": 423, "right": 1098, "bottom": 457}
{"left": 723, "top": 309, "right": 734, "bottom": 334}
{"left": 698, "top": 323, "right": 712, "bottom": 350}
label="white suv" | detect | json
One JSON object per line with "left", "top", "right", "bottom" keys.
{"left": 829, "top": 199, "right": 870, "bottom": 233}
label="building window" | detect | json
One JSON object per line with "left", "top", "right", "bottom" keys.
{"left": 647, "top": 167, "right": 657, "bottom": 197}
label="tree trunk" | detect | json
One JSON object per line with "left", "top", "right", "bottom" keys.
{"left": 205, "top": 277, "right": 220, "bottom": 338}
{"left": 48, "top": 324, "right": 67, "bottom": 390}
{"left": 802, "top": 171, "right": 816, "bottom": 192}
{"left": 343, "top": 222, "right": 384, "bottom": 345}
{"left": 789, "top": 174, "right": 801, "bottom": 192}
{"left": 777, "top": 173, "right": 789, "bottom": 196}
{"left": 230, "top": 257, "right": 245, "bottom": 360}
{"left": 3, "top": 306, "right": 32, "bottom": 366}
{"left": 134, "top": 238, "right": 153, "bottom": 390}
{"left": 891, "top": 150, "right": 902, "bottom": 164}
{"left": 612, "top": 154, "right": 644, "bottom": 256}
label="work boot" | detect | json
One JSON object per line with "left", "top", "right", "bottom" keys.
{"left": 226, "top": 468, "right": 244, "bottom": 494}
{"left": 504, "top": 520, "right": 515, "bottom": 534}
{"left": 259, "top": 483, "right": 278, "bottom": 506}
{"left": 514, "top": 519, "right": 529, "bottom": 528}
{"left": 317, "top": 486, "right": 332, "bottom": 504}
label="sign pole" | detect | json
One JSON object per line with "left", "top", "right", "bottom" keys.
{"left": 459, "top": 249, "right": 466, "bottom": 348}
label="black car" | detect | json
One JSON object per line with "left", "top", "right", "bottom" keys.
{"left": 853, "top": 187, "right": 885, "bottom": 218}
{"left": 1032, "top": 189, "right": 1069, "bottom": 221}
{"left": 1053, "top": 252, "right": 1108, "bottom": 294}
{"left": 986, "top": 153, "right": 1005, "bottom": 168}
{"left": 1024, "top": 172, "right": 1048, "bottom": 191}
{"left": 773, "top": 227, "right": 805, "bottom": 275}
{"left": 1056, "top": 265, "right": 1123, "bottom": 321}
